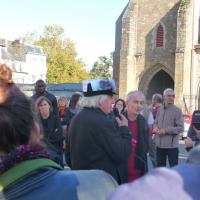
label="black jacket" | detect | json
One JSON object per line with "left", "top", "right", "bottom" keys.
{"left": 40, "top": 113, "right": 63, "bottom": 153}
{"left": 118, "top": 112, "right": 149, "bottom": 180}
{"left": 188, "top": 125, "right": 200, "bottom": 144}
{"left": 68, "top": 107, "right": 132, "bottom": 184}
{"left": 134, "top": 114, "right": 149, "bottom": 173}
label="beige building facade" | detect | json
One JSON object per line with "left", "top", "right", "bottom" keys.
{"left": 114, "top": 0, "right": 200, "bottom": 113}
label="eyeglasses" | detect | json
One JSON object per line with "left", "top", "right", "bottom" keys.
{"left": 166, "top": 94, "right": 175, "bottom": 97}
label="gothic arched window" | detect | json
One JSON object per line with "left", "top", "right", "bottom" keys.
{"left": 156, "top": 25, "right": 164, "bottom": 47}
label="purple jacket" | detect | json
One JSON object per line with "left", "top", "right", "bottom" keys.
{"left": 109, "top": 167, "right": 191, "bottom": 200}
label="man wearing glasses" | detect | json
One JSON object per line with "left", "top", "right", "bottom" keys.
{"left": 153, "top": 88, "right": 184, "bottom": 167}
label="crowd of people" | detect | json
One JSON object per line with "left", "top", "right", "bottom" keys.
{"left": 0, "top": 63, "right": 200, "bottom": 199}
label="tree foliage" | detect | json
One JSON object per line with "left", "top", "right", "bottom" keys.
{"left": 90, "top": 53, "right": 113, "bottom": 79}
{"left": 35, "top": 25, "right": 89, "bottom": 83}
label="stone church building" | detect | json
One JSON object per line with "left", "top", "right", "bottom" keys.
{"left": 113, "top": 0, "right": 200, "bottom": 113}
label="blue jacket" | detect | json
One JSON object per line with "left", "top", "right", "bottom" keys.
{"left": 174, "top": 163, "right": 200, "bottom": 200}
{"left": 0, "top": 158, "right": 117, "bottom": 200}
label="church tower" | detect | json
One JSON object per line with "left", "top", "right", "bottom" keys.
{"left": 114, "top": 0, "right": 200, "bottom": 113}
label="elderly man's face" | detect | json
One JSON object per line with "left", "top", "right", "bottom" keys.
{"left": 100, "top": 96, "right": 115, "bottom": 114}
{"left": 164, "top": 92, "right": 175, "bottom": 105}
{"left": 126, "top": 95, "right": 145, "bottom": 116}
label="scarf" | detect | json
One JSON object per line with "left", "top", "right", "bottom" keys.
{"left": 0, "top": 144, "right": 49, "bottom": 174}
{"left": 59, "top": 106, "right": 66, "bottom": 117}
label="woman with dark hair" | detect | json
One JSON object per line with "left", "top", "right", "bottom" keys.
{"left": 35, "top": 96, "right": 64, "bottom": 166}
{"left": 65, "top": 93, "right": 82, "bottom": 128}
{"left": 65, "top": 93, "right": 82, "bottom": 165}
{"left": 0, "top": 64, "right": 117, "bottom": 199}
{"left": 113, "top": 99, "right": 126, "bottom": 114}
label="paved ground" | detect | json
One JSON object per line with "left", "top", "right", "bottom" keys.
{"left": 148, "top": 140, "right": 189, "bottom": 170}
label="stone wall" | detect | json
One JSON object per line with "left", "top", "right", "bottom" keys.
{"left": 114, "top": 0, "right": 180, "bottom": 99}
{"left": 114, "top": 0, "right": 200, "bottom": 113}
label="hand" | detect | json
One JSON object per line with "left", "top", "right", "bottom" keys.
{"left": 184, "top": 137, "right": 193, "bottom": 148}
{"left": 153, "top": 127, "right": 159, "bottom": 134}
{"left": 159, "top": 128, "right": 165, "bottom": 135}
{"left": 116, "top": 114, "right": 128, "bottom": 127}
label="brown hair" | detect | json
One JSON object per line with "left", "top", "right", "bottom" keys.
{"left": 113, "top": 98, "right": 126, "bottom": 113}
{"left": 69, "top": 93, "right": 82, "bottom": 109}
{"left": 0, "top": 64, "right": 36, "bottom": 153}
{"left": 35, "top": 96, "right": 53, "bottom": 113}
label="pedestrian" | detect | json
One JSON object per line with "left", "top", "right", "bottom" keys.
{"left": 65, "top": 92, "right": 82, "bottom": 130}
{"left": 113, "top": 98, "right": 126, "bottom": 115}
{"left": 35, "top": 96, "right": 64, "bottom": 166}
{"left": 184, "top": 110, "right": 200, "bottom": 151}
{"left": 69, "top": 79, "right": 132, "bottom": 184}
{"left": 109, "top": 167, "right": 191, "bottom": 200}
{"left": 58, "top": 96, "right": 69, "bottom": 139}
{"left": 0, "top": 64, "right": 118, "bottom": 200}
{"left": 31, "top": 79, "right": 58, "bottom": 116}
{"left": 64, "top": 92, "right": 82, "bottom": 166}
{"left": 140, "top": 103, "right": 155, "bottom": 167}
{"left": 173, "top": 145, "right": 200, "bottom": 200}
{"left": 125, "top": 91, "right": 149, "bottom": 182}
{"left": 153, "top": 88, "right": 184, "bottom": 167}
{"left": 150, "top": 93, "right": 163, "bottom": 120}
{"left": 148, "top": 93, "right": 163, "bottom": 168}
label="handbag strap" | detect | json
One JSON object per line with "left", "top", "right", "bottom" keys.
{"left": 0, "top": 158, "right": 63, "bottom": 191}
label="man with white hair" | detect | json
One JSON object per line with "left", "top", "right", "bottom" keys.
{"left": 125, "top": 91, "right": 149, "bottom": 182}
{"left": 153, "top": 88, "right": 184, "bottom": 167}
{"left": 68, "top": 79, "right": 132, "bottom": 184}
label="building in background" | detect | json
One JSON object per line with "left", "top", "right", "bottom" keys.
{"left": 17, "top": 83, "right": 82, "bottom": 98}
{"left": 114, "top": 0, "right": 200, "bottom": 113}
{"left": 0, "top": 38, "right": 47, "bottom": 83}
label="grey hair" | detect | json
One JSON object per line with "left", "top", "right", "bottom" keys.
{"left": 79, "top": 95, "right": 110, "bottom": 108}
{"left": 127, "top": 90, "right": 145, "bottom": 101}
{"left": 152, "top": 93, "right": 163, "bottom": 103}
{"left": 163, "top": 88, "right": 174, "bottom": 96}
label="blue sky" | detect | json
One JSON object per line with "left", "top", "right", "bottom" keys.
{"left": 0, "top": 0, "right": 128, "bottom": 68}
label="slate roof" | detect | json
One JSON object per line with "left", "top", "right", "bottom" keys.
{"left": 17, "top": 83, "right": 82, "bottom": 92}
{"left": 1, "top": 40, "right": 45, "bottom": 62}
{"left": 47, "top": 83, "right": 82, "bottom": 91}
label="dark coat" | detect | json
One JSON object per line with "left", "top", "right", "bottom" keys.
{"left": 188, "top": 125, "right": 200, "bottom": 144}
{"left": 120, "top": 112, "right": 149, "bottom": 179}
{"left": 40, "top": 113, "right": 63, "bottom": 153}
{"left": 134, "top": 114, "right": 149, "bottom": 173}
{"left": 68, "top": 107, "right": 132, "bottom": 184}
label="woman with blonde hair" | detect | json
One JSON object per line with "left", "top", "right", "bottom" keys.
{"left": 58, "top": 96, "right": 69, "bottom": 138}
{"left": 35, "top": 96, "right": 64, "bottom": 166}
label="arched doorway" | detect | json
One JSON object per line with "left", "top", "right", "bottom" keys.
{"left": 146, "top": 70, "right": 174, "bottom": 101}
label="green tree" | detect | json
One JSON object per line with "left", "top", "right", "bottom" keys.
{"left": 35, "top": 25, "right": 89, "bottom": 83}
{"left": 90, "top": 53, "right": 113, "bottom": 79}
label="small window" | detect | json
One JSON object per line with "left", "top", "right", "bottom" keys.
{"left": 156, "top": 25, "right": 164, "bottom": 47}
